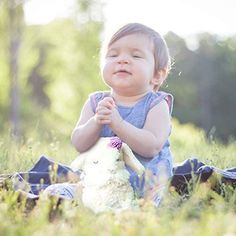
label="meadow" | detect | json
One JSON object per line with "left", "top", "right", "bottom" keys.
{"left": 0, "top": 119, "right": 236, "bottom": 236}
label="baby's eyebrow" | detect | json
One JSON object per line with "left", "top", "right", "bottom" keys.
{"left": 130, "top": 47, "right": 143, "bottom": 52}
{"left": 107, "top": 46, "right": 118, "bottom": 51}
{"left": 131, "top": 48, "right": 145, "bottom": 54}
{"left": 106, "top": 48, "right": 118, "bottom": 54}
{"left": 107, "top": 47, "right": 145, "bottom": 54}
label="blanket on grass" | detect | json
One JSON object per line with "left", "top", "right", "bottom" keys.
{"left": 1, "top": 156, "right": 236, "bottom": 198}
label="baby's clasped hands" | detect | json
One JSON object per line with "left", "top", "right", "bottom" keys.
{"left": 95, "top": 97, "right": 117, "bottom": 125}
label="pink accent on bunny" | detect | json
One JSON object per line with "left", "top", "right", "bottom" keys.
{"left": 108, "top": 137, "right": 122, "bottom": 151}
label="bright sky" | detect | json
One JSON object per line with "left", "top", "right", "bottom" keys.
{"left": 24, "top": 0, "right": 236, "bottom": 39}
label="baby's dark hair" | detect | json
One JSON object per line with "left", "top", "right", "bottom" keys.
{"left": 107, "top": 23, "right": 171, "bottom": 88}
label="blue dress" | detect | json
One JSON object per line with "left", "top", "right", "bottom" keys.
{"left": 90, "top": 91, "right": 174, "bottom": 203}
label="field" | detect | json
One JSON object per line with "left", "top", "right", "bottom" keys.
{"left": 0, "top": 119, "right": 236, "bottom": 236}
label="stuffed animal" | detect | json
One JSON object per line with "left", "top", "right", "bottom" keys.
{"left": 70, "top": 137, "right": 145, "bottom": 213}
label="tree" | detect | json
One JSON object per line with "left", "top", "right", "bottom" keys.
{"left": 165, "top": 32, "right": 236, "bottom": 142}
{"left": 27, "top": 42, "right": 51, "bottom": 108}
{"left": 0, "top": 0, "right": 105, "bottom": 138}
{"left": 6, "top": 0, "right": 24, "bottom": 137}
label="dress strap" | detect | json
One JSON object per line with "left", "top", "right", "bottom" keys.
{"left": 89, "top": 91, "right": 111, "bottom": 113}
{"left": 149, "top": 91, "right": 174, "bottom": 115}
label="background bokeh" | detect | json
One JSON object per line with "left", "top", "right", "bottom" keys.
{"left": 1, "top": 0, "right": 236, "bottom": 143}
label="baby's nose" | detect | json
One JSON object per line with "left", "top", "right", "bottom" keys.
{"left": 117, "top": 54, "right": 130, "bottom": 64}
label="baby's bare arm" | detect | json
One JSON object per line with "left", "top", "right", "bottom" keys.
{"left": 71, "top": 97, "right": 117, "bottom": 152}
{"left": 71, "top": 99, "right": 102, "bottom": 152}
{"left": 110, "top": 100, "right": 171, "bottom": 158}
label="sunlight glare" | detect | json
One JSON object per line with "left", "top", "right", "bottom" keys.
{"left": 24, "top": 0, "right": 236, "bottom": 38}
{"left": 24, "top": 0, "right": 74, "bottom": 25}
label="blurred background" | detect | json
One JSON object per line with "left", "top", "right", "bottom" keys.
{"left": 0, "top": 0, "right": 236, "bottom": 143}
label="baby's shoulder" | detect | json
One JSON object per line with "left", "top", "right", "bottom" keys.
{"left": 89, "top": 90, "right": 110, "bottom": 101}
{"left": 89, "top": 91, "right": 110, "bottom": 112}
{"left": 149, "top": 91, "right": 174, "bottom": 114}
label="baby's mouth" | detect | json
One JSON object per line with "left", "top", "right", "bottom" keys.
{"left": 114, "top": 69, "right": 132, "bottom": 75}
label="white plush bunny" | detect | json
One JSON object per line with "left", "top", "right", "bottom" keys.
{"left": 70, "top": 137, "right": 145, "bottom": 213}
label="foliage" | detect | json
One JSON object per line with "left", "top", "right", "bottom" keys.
{"left": 1, "top": 2, "right": 236, "bottom": 232}
{"left": 1, "top": 0, "right": 236, "bottom": 141}
{"left": 165, "top": 32, "right": 236, "bottom": 142}
{"left": 0, "top": 121, "right": 236, "bottom": 235}
{"left": 0, "top": 0, "right": 236, "bottom": 232}
{"left": 171, "top": 119, "right": 236, "bottom": 168}
{"left": 0, "top": 0, "right": 106, "bottom": 139}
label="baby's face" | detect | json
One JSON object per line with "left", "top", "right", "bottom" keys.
{"left": 102, "top": 34, "right": 157, "bottom": 96}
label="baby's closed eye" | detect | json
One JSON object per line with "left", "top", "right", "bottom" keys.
{"left": 132, "top": 53, "right": 143, "bottom": 58}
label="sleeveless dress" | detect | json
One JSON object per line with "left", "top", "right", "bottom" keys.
{"left": 90, "top": 91, "right": 174, "bottom": 204}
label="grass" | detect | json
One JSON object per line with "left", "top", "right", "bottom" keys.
{"left": 0, "top": 119, "right": 236, "bottom": 236}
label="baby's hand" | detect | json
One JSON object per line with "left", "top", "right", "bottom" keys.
{"left": 95, "top": 97, "right": 116, "bottom": 125}
{"left": 97, "top": 97, "right": 116, "bottom": 110}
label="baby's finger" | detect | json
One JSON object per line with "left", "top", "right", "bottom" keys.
{"left": 96, "top": 113, "right": 110, "bottom": 120}
{"left": 101, "top": 97, "right": 116, "bottom": 109}
{"left": 98, "top": 119, "right": 111, "bottom": 125}
{"left": 95, "top": 116, "right": 111, "bottom": 125}
{"left": 96, "top": 107, "right": 112, "bottom": 115}
{"left": 97, "top": 102, "right": 111, "bottom": 111}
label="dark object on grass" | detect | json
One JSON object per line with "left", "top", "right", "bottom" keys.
{"left": 171, "top": 158, "right": 236, "bottom": 194}
{"left": 1, "top": 156, "right": 236, "bottom": 199}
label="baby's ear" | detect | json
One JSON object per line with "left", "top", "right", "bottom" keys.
{"left": 122, "top": 143, "right": 145, "bottom": 176}
{"left": 70, "top": 154, "right": 86, "bottom": 172}
{"left": 152, "top": 68, "right": 168, "bottom": 87}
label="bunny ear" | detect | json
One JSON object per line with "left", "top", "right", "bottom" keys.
{"left": 122, "top": 143, "right": 145, "bottom": 177}
{"left": 70, "top": 154, "right": 86, "bottom": 172}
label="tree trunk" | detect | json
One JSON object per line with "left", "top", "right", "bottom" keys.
{"left": 8, "top": 0, "right": 24, "bottom": 138}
